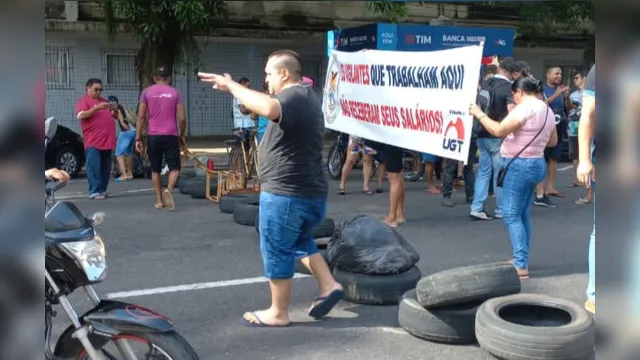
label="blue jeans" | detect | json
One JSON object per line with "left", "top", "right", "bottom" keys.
{"left": 258, "top": 191, "right": 327, "bottom": 279}
{"left": 501, "top": 157, "right": 546, "bottom": 270}
{"left": 472, "top": 138, "right": 503, "bottom": 215}
{"left": 85, "top": 147, "right": 112, "bottom": 198}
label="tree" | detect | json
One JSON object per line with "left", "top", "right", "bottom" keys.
{"left": 366, "top": 1, "right": 594, "bottom": 35}
{"left": 103, "top": 0, "right": 229, "bottom": 90}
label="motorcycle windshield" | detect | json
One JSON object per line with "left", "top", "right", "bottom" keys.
{"left": 44, "top": 201, "right": 90, "bottom": 233}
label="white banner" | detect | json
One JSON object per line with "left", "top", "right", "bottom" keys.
{"left": 322, "top": 45, "right": 483, "bottom": 163}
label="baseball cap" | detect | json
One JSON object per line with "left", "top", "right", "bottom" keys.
{"left": 155, "top": 66, "right": 171, "bottom": 77}
{"left": 107, "top": 95, "right": 119, "bottom": 103}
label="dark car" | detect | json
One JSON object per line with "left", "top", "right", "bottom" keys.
{"left": 45, "top": 124, "right": 85, "bottom": 178}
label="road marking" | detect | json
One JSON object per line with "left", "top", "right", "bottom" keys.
{"left": 105, "top": 273, "right": 312, "bottom": 299}
{"left": 558, "top": 165, "right": 573, "bottom": 172}
{"left": 56, "top": 188, "right": 154, "bottom": 200}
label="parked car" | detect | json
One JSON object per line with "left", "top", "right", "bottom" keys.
{"left": 45, "top": 124, "right": 85, "bottom": 178}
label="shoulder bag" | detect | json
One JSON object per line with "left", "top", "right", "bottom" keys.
{"left": 496, "top": 106, "right": 549, "bottom": 187}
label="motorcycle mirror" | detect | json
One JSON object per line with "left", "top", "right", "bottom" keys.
{"left": 45, "top": 117, "right": 57, "bottom": 140}
{"left": 89, "top": 212, "right": 105, "bottom": 226}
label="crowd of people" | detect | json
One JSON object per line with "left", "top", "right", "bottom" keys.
{"left": 44, "top": 49, "right": 597, "bottom": 325}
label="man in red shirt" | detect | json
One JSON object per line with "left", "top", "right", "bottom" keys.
{"left": 74, "top": 78, "right": 117, "bottom": 199}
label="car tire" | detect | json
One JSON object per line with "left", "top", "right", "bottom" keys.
{"left": 475, "top": 294, "right": 595, "bottom": 360}
{"left": 416, "top": 262, "right": 521, "bottom": 309}
{"left": 398, "top": 289, "right": 479, "bottom": 344}
{"left": 312, "top": 218, "right": 336, "bottom": 238}
{"left": 233, "top": 199, "right": 260, "bottom": 226}
{"left": 161, "top": 175, "right": 180, "bottom": 188}
{"left": 333, "top": 266, "right": 422, "bottom": 305}
{"left": 219, "top": 192, "right": 260, "bottom": 214}
{"left": 56, "top": 146, "right": 81, "bottom": 178}
{"left": 178, "top": 177, "right": 201, "bottom": 195}
{"left": 294, "top": 249, "right": 331, "bottom": 275}
{"left": 253, "top": 216, "right": 336, "bottom": 238}
{"left": 189, "top": 180, "right": 218, "bottom": 199}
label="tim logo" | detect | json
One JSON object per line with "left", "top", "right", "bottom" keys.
{"left": 495, "top": 39, "right": 506, "bottom": 46}
{"left": 405, "top": 34, "right": 415, "bottom": 44}
{"left": 442, "top": 117, "right": 465, "bottom": 153}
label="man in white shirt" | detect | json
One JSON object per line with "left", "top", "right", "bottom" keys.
{"left": 232, "top": 77, "right": 256, "bottom": 130}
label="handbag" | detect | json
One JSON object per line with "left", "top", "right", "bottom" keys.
{"left": 496, "top": 106, "right": 549, "bottom": 187}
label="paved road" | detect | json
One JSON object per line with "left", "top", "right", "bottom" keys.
{"left": 52, "top": 166, "right": 593, "bottom": 360}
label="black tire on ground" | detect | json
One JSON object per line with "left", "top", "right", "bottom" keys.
{"left": 253, "top": 216, "right": 335, "bottom": 240}
{"left": 312, "top": 218, "right": 336, "bottom": 238}
{"left": 233, "top": 198, "right": 260, "bottom": 226}
{"left": 416, "top": 262, "right": 521, "bottom": 309}
{"left": 475, "top": 294, "right": 595, "bottom": 360}
{"left": 189, "top": 180, "right": 218, "bottom": 199}
{"left": 181, "top": 168, "right": 196, "bottom": 178}
{"left": 398, "top": 289, "right": 480, "bottom": 344}
{"left": 161, "top": 175, "right": 180, "bottom": 188}
{"left": 294, "top": 249, "right": 331, "bottom": 275}
{"left": 219, "top": 192, "right": 260, "bottom": 214}
{"left": 333, "top": 266, "right": 422, "bottom": 306}
{"left": 178, "top": 177, "right": 204, "bottom": 195}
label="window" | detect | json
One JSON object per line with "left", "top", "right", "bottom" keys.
{"left": 45, "top": 49, "right": 71, "bottom": 88}
{"left": 104, "top": 52, "right": 138, "bottom": 87}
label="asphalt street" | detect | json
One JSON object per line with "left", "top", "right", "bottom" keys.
{"left": 52, "top": 165, "right": 594, "bottom": 360}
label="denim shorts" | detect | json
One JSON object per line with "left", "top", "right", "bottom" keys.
{"left": 258, "top": 191, "right": 327, "bottom": 279}
{"left": 115, "top": 130, "right": 136, "bottom": 156}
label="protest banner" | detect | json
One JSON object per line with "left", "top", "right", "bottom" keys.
{"left": 322, "top": 44, "right": 483, "bottom": 163}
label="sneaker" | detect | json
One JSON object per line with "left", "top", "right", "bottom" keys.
{"left": 470, "top": 211, "right": 493, "bottom": 220}
{"left": 584, "top": 300, "right": 595, "bottom": 315}
{"left": 442, "top": 196, "right": 455, "bottom": 207}
{"left": 534, "top": 195, "right": 558, "bottom": 208}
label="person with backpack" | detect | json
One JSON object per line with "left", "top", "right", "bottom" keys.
{"left": 468, "top": 57, "right": 519, "bottom": 219}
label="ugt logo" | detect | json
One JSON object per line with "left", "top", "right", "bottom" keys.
{"left": 442, "top": 117, "right": 465, "bottom": 153}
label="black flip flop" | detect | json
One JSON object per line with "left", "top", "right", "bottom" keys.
{"left": 338, "top": 189, "right": 346, "bottom": 195}
{"left": 308, "top": 289, "right": 344, "bottom": 319}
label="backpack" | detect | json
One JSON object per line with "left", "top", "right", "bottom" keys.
{"left": 472, "top": 79, "right": 510, "bottom": 139}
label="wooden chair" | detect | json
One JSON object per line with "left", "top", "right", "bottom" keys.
{"left": 181, "top": 148, "right": 259, "bottom": 202}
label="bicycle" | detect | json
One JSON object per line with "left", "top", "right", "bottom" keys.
{"left": 226, "top": 127, "right": 259, "bottom": 188}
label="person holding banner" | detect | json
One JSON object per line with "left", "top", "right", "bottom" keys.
{"left": 469, "top": 76, "right": 557, "bottom": 280}
{"left": 199, "top": 50, "right": 344, "bottom": 327}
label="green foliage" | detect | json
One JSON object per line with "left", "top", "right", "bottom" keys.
{"left": 103, "top": 0, "right": 228, "bottom": 83}
{"left": 366, "top": 1, "right": 594, "bottom": 35}
{"left": 366, "top": 0, "right": 409, "bottom": 23}
{"left": 518, "top": 0, "right": 594, "bottom": 35}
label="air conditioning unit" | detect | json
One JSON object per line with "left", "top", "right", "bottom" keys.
{"left": 44, "top": 1, "right": 79, "bottom": 21}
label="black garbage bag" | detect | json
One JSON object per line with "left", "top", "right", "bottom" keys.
{"left": 327, "top": 214, "right": 420, "bottom": 275}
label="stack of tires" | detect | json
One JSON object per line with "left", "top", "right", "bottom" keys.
{"left": 398, "top": 262, "right": 595, "bottom": 359}
{"left": 176, "top": 168, "right": 219, "bottom": 200}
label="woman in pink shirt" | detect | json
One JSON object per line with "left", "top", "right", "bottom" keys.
{"left": 75, "top": 78, "right": 117, "bottom": 199}
{"left": 470, "top": 76, "right": 558, "bottom": 279}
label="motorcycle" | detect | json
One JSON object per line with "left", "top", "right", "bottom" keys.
{"left": 44, "top": 117, "right": 199, "bottom": 359}
{"left": 325, "top": 132, "right": 424, "bottom": 182}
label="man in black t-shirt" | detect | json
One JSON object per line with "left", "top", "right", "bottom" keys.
{"left": 468, "top": 57, "right": 518, "bottom": 220}
{"left": 199, "top": 50, "right": 344, "bottom": 327}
